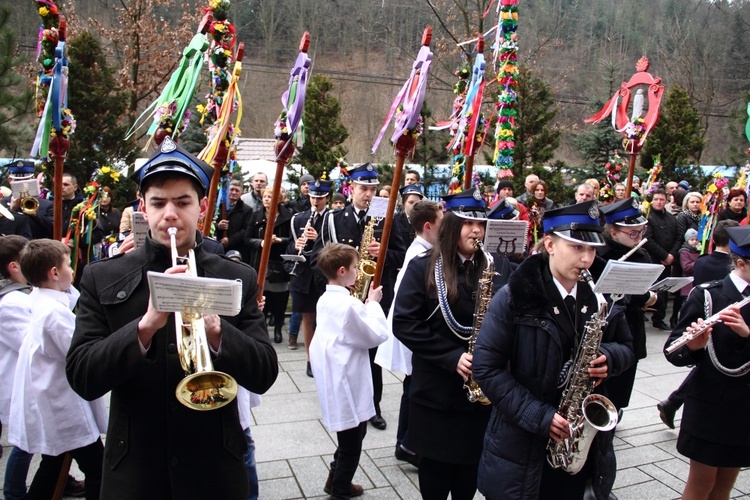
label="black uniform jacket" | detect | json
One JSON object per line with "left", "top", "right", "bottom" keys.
{"left": 693, "top": 251, "right": 732, "bottom": 287}
{"left": 287, "top": 207, "right": 327, "bottom": 295}
{"left": 246, "top": 203, "right": 293, "bottom": 278}
{"left": 311, "top": 204, "right": 406, "bottom": 312}
{"left": 665, "top": 277, "right": 750, "bottom": 447}
{"left": 472, "top": 254, "right": 634, "bottom": 499}
{"left": 220, "top": 198, "right": 254, "bottom": 263}
{"left": 66, "top": 233, "right": 278, "bottom": 499}
{"left": 2, "top": 196, "right": 54, "bottom": 239}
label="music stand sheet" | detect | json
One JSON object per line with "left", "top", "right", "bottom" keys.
{"left": 593, "top": 260, "right": 665, "bottom": 295}
{"left": 650, "top": 276, "right": 693, "bottom": 293}
{"left": 367, "top": 196, "right": 390, "bottom": 218}
{"left": 147, "top": 271, "right": 242, "bottom": 316}
{"left": 10, "top": 180, "right": 40, "bottom": 198}
{"left": 484, "top": 219, "right": 529, "bottom": 254}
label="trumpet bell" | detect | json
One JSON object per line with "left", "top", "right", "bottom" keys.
{"left": 175, "top": 370, "right": 238, "bottom": 411}
{"left": 21, "top": 197, "right": 39, "bottom": 216}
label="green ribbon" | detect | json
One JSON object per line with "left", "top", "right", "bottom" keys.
{"left": 128, "top": 34, "right": 209, "bottom": 140}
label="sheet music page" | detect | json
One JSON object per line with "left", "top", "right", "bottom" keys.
{"left": 10, "top": 179, "right": 40, "bottom": 198}
{"left": 593, "top": 260, "right": 665, "bottom": 295}
{"left": 650, "top": 276, "right": 694, "bottom": 293}
{"left": 147, "top": 271, "right": 242, "bottom": 316}
{"left": 484, "top": 219, "right": 529, "bottom": 254}
{"left": 367, "top": 196, "right": 390, "bottom": 218}
{"left": 132, "top": 212, "right": 149, "bottom": 249}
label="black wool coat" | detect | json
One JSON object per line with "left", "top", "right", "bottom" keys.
{"left": 66, "top": 233, "right": 278, "bottom": 499}
{"left": 473, "top": 254, "right": 634, "bottom": 500}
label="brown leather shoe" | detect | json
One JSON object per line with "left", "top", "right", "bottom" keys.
{"left": 288, "top": 335, "right": 298, "bottom": 350}
{"left": 323, "top": 468, "right": 364, "bottom": 497}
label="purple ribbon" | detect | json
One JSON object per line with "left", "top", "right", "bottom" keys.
{"left": 371, "top": 43, "right": 433, "bottom": 153}
{"left": 281, "top": 50, "right": 311, "bottom": 139}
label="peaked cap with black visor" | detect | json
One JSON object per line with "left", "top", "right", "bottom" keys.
{"left": 542, "top": 199, "right": 604, "bottom": 246}
{"left": 600, "top": 197, "right": 647, "bottom": 227}
{"left": 441, "top": 187, "right": 487, "bottom": 220}
{"left": 130, "top": 137, "right": 214, "bottom": 197}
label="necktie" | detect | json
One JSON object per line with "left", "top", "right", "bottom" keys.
{"left": 743, "top": 286, "right": 750, "bottom": 298}
{"left": 463, "top": 260, "right": 473, "bottom": 282}
{"left": 358, "top": 210, "right": 367, "bottom": 231}
{"left": 564, "top": 295, "right": 576, "bottom": 322}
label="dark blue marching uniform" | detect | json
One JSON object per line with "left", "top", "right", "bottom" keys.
{"left": 288, "top": 207, "right": 328, "bottom": 312}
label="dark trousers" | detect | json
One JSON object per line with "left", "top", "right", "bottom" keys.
{"left": 265, "top": 289, "right": 289, "bottom": 329}
{"left": 331, "top": 422, "right": 367, "bottom": 499}
{"left": 539, "top": 459, "right": 588, "bottom": 500}
{"left": 670, "top": 292, "right": 685, "bottom": 324}
{"left": 368, "top": 347, "right": 383, "bottom": 415}
{"left": 418, "top": 457, "right": 478, "bottom": 500}
{"left": 26, "top": 438, "right": 104, "bottom": 500}
{"left": 396, "top": 376, "right": 411, "bottom": 447}
{"left": 651, "top": 264, "right": 672, "bottom": 323}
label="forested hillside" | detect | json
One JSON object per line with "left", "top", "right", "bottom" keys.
{"left": 5, "top": 0, "right": 750, "bottom": 167}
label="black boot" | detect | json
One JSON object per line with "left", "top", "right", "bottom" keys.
{"left": 274, "top": 325, "right": 283, "bottom": 344}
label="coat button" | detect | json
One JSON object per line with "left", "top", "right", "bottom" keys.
{"left": 118, "top": 440, "right": 125, "bottom": 449}
{"left": 168, "top": 343, "right": 177, "bottom": 354}
{"left": 541, "top": 321, "right": 547, "bottom": 326}
{"left": 116, "top": 291, "right": 127, "bottom": 300}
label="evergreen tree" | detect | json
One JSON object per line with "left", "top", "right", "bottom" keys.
{"left": 513, "top": 65, "right": 560, "bottom": 174}
{"left": 291, "top": 74, "right": 348, "bottom": 184}
{"left": 641, "top": 84, "right": 706, "bottom": 187}
{"left": 66, "top": 31, "right": 137, "bottom": 186}
{"left": 0, "top": 6, "right": 33, "bottom": 158}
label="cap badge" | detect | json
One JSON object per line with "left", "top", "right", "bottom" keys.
{"left": 588, "top": 204, "right": 600, "bottom": 219}
{"left": 314, "top": 180, "right": 320, "bottom": 187}
{"left": 473, "top": 189, "right": 482, "bottom": 201}
{"left": 631, "top": 198, "right": 639, "bottom": 210}
{"left": 16, "top": 161, "right": 23, "bottom": 167}
{"left": 161, "top": 136, "right": 177, "bottom": 153}
{"left": 366, "top": 164, "right": 374, "bottom": 172}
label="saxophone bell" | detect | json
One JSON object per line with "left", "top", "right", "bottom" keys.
{"left": 168, "top": 227, "right": 238, "bottom": 411}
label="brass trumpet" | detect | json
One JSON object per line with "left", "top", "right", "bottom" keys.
{"left": 168, "top": 227, "right": 238, "bottom": 411}
{"left": 20, "top": 196, "right": 39, "bottom": 216}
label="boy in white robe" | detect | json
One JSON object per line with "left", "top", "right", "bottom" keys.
{"left": 310, "top": 243, "right": 388, "bottom": 499}
{"left": 9, "top": 239, "right": 106, "bottom": 499}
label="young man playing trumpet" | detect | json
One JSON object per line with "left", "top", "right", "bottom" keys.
{"left": 66, "top": 137, "right": 278, "bottom": 499}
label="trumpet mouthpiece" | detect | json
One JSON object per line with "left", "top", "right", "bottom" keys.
{"left": 168, "top": 227, "right": 178, "bottom": 237}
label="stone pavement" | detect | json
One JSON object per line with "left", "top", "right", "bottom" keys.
{"left": 2, "top": 320, "right": 750, "bottom": 499}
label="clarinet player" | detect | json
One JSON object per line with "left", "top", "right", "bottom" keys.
{"left": 472, "top": 201, "right": 634, "bottom": 500}
{"left": 392, "top": 188, "right": 505, "bottom": 499}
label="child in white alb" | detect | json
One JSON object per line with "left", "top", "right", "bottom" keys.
{"left": 9, "top": 239, "right": 107, "bottom": 499}
{"left": 310, "top": 243, "right": 388, "bottom": 499}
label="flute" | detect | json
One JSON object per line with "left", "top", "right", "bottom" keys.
{"left": 289, "top": 212, "right": 315, "bottom": 276}
{"left": 619, "top": 237, "right": 648, "bottom": 262}
{"left": 665, "top": 295, "right": 750, "bottom": 354}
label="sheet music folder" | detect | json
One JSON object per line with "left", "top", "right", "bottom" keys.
{"left": 147, "top": 271, "right": 242, "bottom": 316}
{"left": 592, "top": 260, "right": 665, "bottom": 295}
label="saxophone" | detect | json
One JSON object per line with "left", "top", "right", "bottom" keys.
{"left": 546, "top": 269, "right": 618, "bottom": 475}
{"left": 465, "top": 241, "right": 493, "bottom": 405}
{"left": 351, "top": 214, "right": 378, "bottom": 302}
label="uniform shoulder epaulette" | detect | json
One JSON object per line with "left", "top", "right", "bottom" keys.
{"left": 700, "top": 280, "right": 721, "bottom": 289}
{"left": 416, "top": 251, "right": 429, "bottom": 259}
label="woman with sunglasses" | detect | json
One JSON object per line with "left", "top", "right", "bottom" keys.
{"left": 593, "top": 197, "right": 656, "bottom": 416}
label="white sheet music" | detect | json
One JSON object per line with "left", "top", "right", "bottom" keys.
{"left": 484, "top": 219, "right": 529, "bottom": 254}
{"left": 10, "top": 179, "right": 40, "bottom": 199}
{"left": 367, "top": 196, "right": 390, "bottom": 218}
{"left": 132, "top": 212, "right": 149, "bottom": 250}
{"left": 593, "top": 260, "right": 665, "bottom": 295}
{"left": 650, "top": 277, "right": 693, "bottom": 293}
{"left": 147, "top": 271, "right": 242, "bottom": 316}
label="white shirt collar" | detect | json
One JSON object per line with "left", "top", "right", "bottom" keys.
{"left": 729, "top": 271, "right": 750, "bottom": 295}
{"left": 552, "top": 276, "right": 578, "bottom": 300}
{"left": 414, "top": 235, "right": 432, "bottom": 250}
